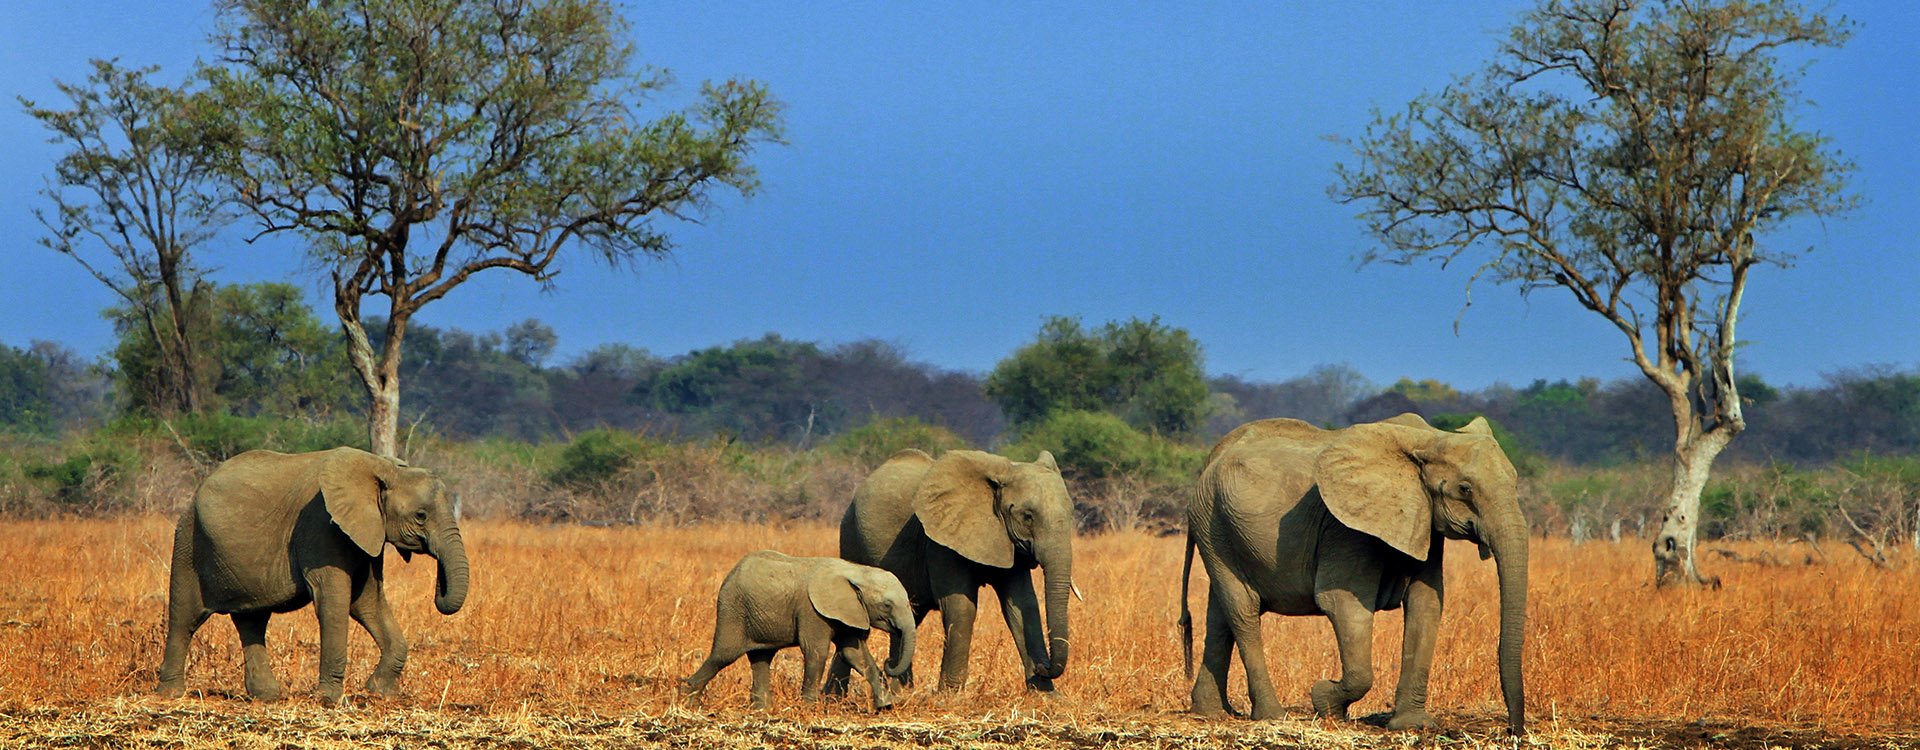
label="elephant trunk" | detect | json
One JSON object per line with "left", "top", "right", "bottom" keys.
{"left": 884, "top": 612, "right": 916, "bottom": 678}
{"left": 1036, "top": 545, "right": 1072, "bottom": 679}
{"left": 429, "top": 523, "right": 470, "bottom": 615}
{"left": 1487, "top": 509, "right": 1529, "bottom": 735}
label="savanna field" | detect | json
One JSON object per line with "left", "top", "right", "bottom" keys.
{"left": 1, "top": 517, "right": 1914, "bottom": 749}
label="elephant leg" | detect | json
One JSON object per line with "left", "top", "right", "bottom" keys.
{"left": 823, "top": 641, "right": 853, "bottom": 698}
{"left": 155, "top": 558, "right": 209, "bottom": 698}
{"left": 1311, "top": 588, "right": 1377, "bottom": 720}
{"left": 681, "top": 648, "right": 743, "bottom": 704}
{"left": 799, "top": 629, "right": 833, "bottom": 703}
{"left": 349, "top": 566, "right": 408, "bottom": 697}
{"left": 1214, "top": 580, "right": 1284, "bottom": 720}
{"left": 306, "top": 567, "right": 354, "bottom": 706}
{"left": 683, "top": 619, "right": 748, "bottom": 704}
{"left": 989, "top": 572, "right": 1053, "bottom": 692}
{"left": 933, "top": 590, "right": 980, "bottom": 691}
{"left": 837, "top": 637, "right": 892, "bottom": 711}
{"left": 1189, "top": 593, "right": 1234, "bottom": 717}
{"left": 232, "top": 611, "right": 284, "bottom": 701}
{"left": 1388, "top": 555, "right": 1445, "bottom": 731}
{"left": 747, "top": 649, "right": 776, "bottom": 710}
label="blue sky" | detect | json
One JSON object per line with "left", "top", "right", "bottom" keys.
{"left": 2, "top": 2, "right": 1915, "bottom": 389}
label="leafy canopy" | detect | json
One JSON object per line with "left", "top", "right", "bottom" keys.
{"left": 985, "top": 316, "right": 1210, "bottom": 435}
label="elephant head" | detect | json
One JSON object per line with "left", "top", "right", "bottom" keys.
{"left": 318, "top": 449, "right": 470, "bottom": 615}
{"left": 1314, "top": 415, "right": 1527, "bottom": 733}
{"left": 810, "top": 563, "right": 918, "bottom": 677}
{"left": 912, "top": 450, "right": 1074, "bottom": 679}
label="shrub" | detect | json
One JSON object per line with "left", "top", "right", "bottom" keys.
{"left": 112, "top": 413, "right": 367, "bottom": 462}
{"left": 23, "top": 440, "right": 140, "bottom": 509}
{"left": 826, "top": 416, "right": 970, "bottom": 468}
{"left": 547, "top": 429, "right": 658, "bottom": 488}
{"left": 1004, "top": 410, "right": 1203, "bottom": 484}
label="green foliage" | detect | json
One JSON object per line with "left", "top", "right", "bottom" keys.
{"left": 827, "top": 416, "right": 970, "bottom": 467}
{"left": 1004, "top": 410, "right": 1204, "bottom": 484}
{"left": 635, "top": 334, "right": 840, "bottom": 442}
{"left": 112, "top": 413, "right": 366, "bottom": 462}
{"left": 548, "top": 429, "right": 660, "bottom": 488}
{"left": 0, "top": 344, "right": 54, "bottom": 434}
{"left": 204, "top": 0, "right": 784, "bottom": 450}
{"left": 23, "top": 440, "right": 139, "bottom": 508}
{"left": 1388, "top": 378, "right": 1461, "bottom": 403}
{"left": 108, "top": 282, "right": 354, "bottom": 418}
{"left": 23, "top": 59, "right": 231, "bottom": 417}
{"left": 986, "top": 316, "right": 1211, "bottom": 435}
{"left": 1429, "top": 413, "right": 1546, "bottom": 477}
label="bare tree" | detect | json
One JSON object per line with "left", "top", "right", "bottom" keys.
{"left": 1334, "top": 0, "right": 1856, "bottom": 586}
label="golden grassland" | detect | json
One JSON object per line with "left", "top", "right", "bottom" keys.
{"left": 0, "top": 517, "right": 1914, "bottom": 748}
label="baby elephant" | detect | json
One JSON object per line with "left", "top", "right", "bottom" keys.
{"left": 682, "top": 551, "right": 916, "bottom": 710}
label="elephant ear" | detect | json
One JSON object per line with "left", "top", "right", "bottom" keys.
{"left": 1454, "top": 416, "right": 1494, "bottom": 436}
{"left": 1314, "top": 425, "right": 1433, "bottom": 562}
{"left": 912, "top": 450, "right": 1016, "bottom": 569}
{"left": 809, "top": 565, "right": 871, "bottom": 630}
{"left": 1033, "top": 450, "right": 1059, "bottom": 473}
{"left": 317, "top": 448, "right": 392, "bottom": 557}
{"left": 1379, "top": 412, "right": 1432, "bottom": 430}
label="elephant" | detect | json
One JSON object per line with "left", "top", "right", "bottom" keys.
{"left": 154, "top": 447, "right": 470, "bottom": 705}
{"left": 1179, "top": 414, "right": 1528, "bottom": 734}
{"left": 681, "top": 551, "right": 915, "bottom": 710}
{"left": 828, "top": 449, "right": 1075, "bottom": 694}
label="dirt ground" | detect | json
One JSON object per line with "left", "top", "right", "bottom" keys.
{"left": 2, "top": 700, "right": 1913, "bottom": 749}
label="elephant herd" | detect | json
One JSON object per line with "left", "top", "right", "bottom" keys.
{"left": 153, "top": 413, "right": 1528, "bottom": 734}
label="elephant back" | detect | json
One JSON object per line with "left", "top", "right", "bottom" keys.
{"left": 190, "top": 450, "right": 324, "bottom": 611}
{"left": 840, "top": 450, "right": 934, "bottom": 566}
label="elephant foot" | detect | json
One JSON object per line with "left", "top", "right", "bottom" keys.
{"left": 1386, "top": 709, "right": 1436, "bottom": 731}
{"left": 245, "top": 676, "right": 285, "bottom": 702}
{"left": 749, "top": 696, "right": 771, "bottom": 711}
{"left": 315, "top": 685, "right": 345, "bottom": 707}
{"left": 155, "top": 677, "right": 188, "bottom": 699}
{"left": 1189, "top": 701, "right": 1228, "bottom": 719}
{"left": 1310, "top": 680, "right": 1355, "bottom": 720}
{"left": 1024, "top": 674, "right": 1057, "bottom": 693}
{"left": 1250, "top": 701, "right": 1286, "bottom": 721}
{"left": 872, "top": 693, "right": 895, "bottom": 712}
{"left": 364, "top": 674, "right": 401, "bottom": 697}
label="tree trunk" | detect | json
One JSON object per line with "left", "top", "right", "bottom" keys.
{"left": 340, "top": 305, "right": 408, "bottom": 459}
{"left": 1652, "top": 433, "right": 1731, "bottom": 588}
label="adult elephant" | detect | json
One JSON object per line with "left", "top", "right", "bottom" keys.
{"left": 1180, "top": 414, "right": 1528, "bottom": 734}
{"left": 830, "top": 449, "right": 1075, "bottom": 693}
{"left": 155, "top": 447, "right": 470, "bottom": 705}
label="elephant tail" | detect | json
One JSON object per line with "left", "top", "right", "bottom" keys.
{"left": 1178, "top": 530, "right": 1196, "bottom": 680}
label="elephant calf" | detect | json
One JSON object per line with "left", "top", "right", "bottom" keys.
{"left": 155, "top": 447, "right": 470, "bottom": 705}
{"left": 682, "top": 551, "right": 916, "bottom": 711}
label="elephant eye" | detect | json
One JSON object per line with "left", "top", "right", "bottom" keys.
{"left": 415, "top": 509, "right": 429, "bottom": 521}
{"left": 1457, "top": 481, "right": 1474, "bottom": 499}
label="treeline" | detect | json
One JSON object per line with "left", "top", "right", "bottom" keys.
{"left": 5, "top": 289, "right": 1920, "bottom": 469}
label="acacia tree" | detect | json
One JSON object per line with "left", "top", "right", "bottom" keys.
{"left": 1333, "top": 0, "right": 1855, "bottom": 586}
{"left": 206, "top": 0, "right": 783, "bottom": 456}
{"left": 23, "top": 60, "right": 231, "bottom": 416}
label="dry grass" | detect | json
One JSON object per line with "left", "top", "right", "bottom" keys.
{"left": 0, "top": 518, "right": 1914, "bottom": 748}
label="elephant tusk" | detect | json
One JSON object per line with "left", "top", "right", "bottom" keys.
{"left": 1071, "top": 581, "right": 1085, "bottom": 603}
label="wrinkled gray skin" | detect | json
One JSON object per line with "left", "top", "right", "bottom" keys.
{"left": 829, "top": 449, "right": 1074, "bottom": 694}
{"left": 154, "top": 447, "right": 470, "bottom": 706}
{"left": 1181, "top": 415, "right": 1528, "bottom": 735}
{"left": 681, "top": 551, "right": 916, "bottom": 711}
